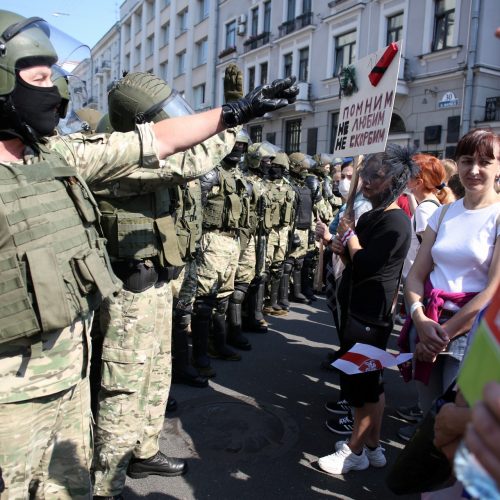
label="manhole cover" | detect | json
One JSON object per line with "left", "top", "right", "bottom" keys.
{"left": 166, "top": 395, "right": 299, "bottom": 462}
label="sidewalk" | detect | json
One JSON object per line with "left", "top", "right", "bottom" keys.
{"left": 124, "top": 297, "right": 419, "bottom": 499}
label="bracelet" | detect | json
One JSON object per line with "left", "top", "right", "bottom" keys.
{"left": 341, "top": 228, "right": 355, "bottom": 246}
{"left": 410, "top": 301, "right": 425, "bottom": 319}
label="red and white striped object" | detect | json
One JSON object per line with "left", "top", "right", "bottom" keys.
{"left": 332, "top": 343, "right": 413, "bottom": 375}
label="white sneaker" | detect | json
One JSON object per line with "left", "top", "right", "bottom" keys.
{"left": 335, "top": 440, "right": 386, "bottom": 468}
{"left": 318, "top": 442, "right": 369, "bottom": 475}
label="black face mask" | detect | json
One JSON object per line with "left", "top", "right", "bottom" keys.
{"left": 10, "top": 75, "right": 62, "bottom": 137}
{"left": 224, "top": 142, "right": 247, "bottom": 164}
{"left": 268, "top": 165, "right": 284, "bottom": 180}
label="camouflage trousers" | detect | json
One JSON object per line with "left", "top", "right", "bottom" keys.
{"left": 92, "top": 281, "right": 172, "bottom": 496}
{"left": 235, "top": 233, "right": 257, "bottom": 284}
{"left": 0, "top": 377, "right": 92, "bottom": 499}
{"left": 288, "top": 228, "right": 309, "bottom": 260}
{"left": 266, "top": 226, "right": 289, "bottom": 274}
{"left": 195, "top": 231, "right": 240, "bottom": 299}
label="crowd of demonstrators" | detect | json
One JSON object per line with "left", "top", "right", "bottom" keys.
{"left": 0, "top": 9, "right": 299, "bottom": 499}
{"left": 315, "top": 146, "right": 417, "bottom": 475}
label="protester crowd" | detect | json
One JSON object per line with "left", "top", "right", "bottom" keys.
{"left": 0, "top": 8, "right": 499, "bottom": 500}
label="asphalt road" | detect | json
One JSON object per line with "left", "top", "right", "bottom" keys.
{"left": 123, "top": 296, "right": 419, "bottom": 499}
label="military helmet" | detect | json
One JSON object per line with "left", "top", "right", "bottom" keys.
{"left": 235, "top": 128, "right": 251, "bottom": 145}
{"left": 312, "top": 153, "right": 334, "bottom": 177}
{"left": 246, "top": 141, "right": 280, "bottom": 171}
{"left": 288, "top": 152, "right": 317, "bottom": 175}
{"left": 95, "top": 113, "right": 114, "bottom": 134}
{"left": 108, "top": 71, "right": 194, "bottom": 133}
{"left": 272, "top": 151, "right": 289, "bottom": 171}
{"left": 332, "top": 157, "right": 344, "bottom": 167}
{"left": 0, "top": 11, "right": 58, "bottom": 96}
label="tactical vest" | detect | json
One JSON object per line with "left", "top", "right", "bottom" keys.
{"left": 246, "top": 174, "right": 272, "bottom": 234}
{"left": 97, "top": 187, "right": 188, "bottom": 268}
{"left": 203, "top": 166, "right": 250, "bottom": 231}
{"left": 0, "top": 151, "right": 120, "bottom": 344}
{"left": 295, "top": 183, "right": 313, "bottom": 230}
{"left": 269, "top": 182, "right": 295, "bottom": 228}
{"left": 176, "top": 179, "right": 203, "bottom": 262}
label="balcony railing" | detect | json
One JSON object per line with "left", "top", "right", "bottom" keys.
{"left": 243, "top": 32, "right": 270, "bottom": 52}
{"left": 278, "top": 12, "right": 313, "bottom": 38}
{"left": 218, "top": 46, "right": 237, "bottom": 58}
{"left": 484, "top": 96, "right": 500, "bottom": 121}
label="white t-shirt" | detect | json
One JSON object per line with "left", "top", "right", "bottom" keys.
{"left": 402, "top": 199, "right": 440, "bottom": 278}
{"left": 428, "top": 199, "right": 500, "bottom": 297}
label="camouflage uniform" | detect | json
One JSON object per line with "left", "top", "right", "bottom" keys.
{"left": 90, "top": 129, "right": 235, "bottom": 496}
{"left": 1, "top": 122, "right": 225, "bottom": 498}
{"left": 191, "top": 156, "right": 251, "bottom": 374}
{"left": 264, "top": 153, "right": 295, "bottom": 315}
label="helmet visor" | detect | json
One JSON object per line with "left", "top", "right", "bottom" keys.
{"left": 142, "top": 89, "right": 195, "bottom": 121}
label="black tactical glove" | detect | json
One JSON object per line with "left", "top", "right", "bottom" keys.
{"left": 308, "top": 230, "right": 316, "bottom": 246}
{"left": 292, "top": 232, "right": 301, "bottom": 249}
{"left": 222, "top": 76, "right": 299, "bottom": 127}
{"left": 224, "top": 63, "right": 244, "bottom": 102}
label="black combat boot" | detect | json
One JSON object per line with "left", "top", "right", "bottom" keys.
{"left": 290, "top": 258, "right": 309, "bottom": 304}
{"left": 264, "top": 274, "right": 287, "bottom": 316}
{"left": 278, "top": 261, "right": 292, "bottom": 311}
{"left": 301, "top": 253, "right": 317, "bottom": 302}
{"left": 227, "top": 285, "right": 252, "bottom": 350}
{"left": 208, "top": 298, "right": 241, "bottom": 360}
{"left": 191, "top": 299, "right": 216, "bottom": 377}
{"left": 244, "top": 277, "right": 268, "bottom": 333}
{"left": 172, "top": 311, "right": 208, "bottom": 388}
{"left": 127, "top": 451, "right": 187, "bottom": 478}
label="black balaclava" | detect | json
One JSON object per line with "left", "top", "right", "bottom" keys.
{"left": 268, "top": 164, "right": 284, "bottom": 180}
{"left": 9, "top": 73, "right": 62, "bottom": 138}
{"left": 223, "top": 141, "right": 247, "bottom": 165}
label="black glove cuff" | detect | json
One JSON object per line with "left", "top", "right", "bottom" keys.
{"left": 221, "top": 103, "right": 240, "bottom": 127}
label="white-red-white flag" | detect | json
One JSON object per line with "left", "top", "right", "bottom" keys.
{"left": 332, "top": 343, "right": 413, "bottom": 375}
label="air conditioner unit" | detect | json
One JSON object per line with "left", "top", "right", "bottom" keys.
{"left": 237, "top": 24, "right": 246, "bottom": 36}
{"left": 297, "top": 81, "right": 310, "bottom": 100}
{"left": 238, "top": 14, "right": 247, "bottom": 24}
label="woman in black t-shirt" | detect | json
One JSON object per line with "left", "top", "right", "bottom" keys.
{"left": 317, "top": 145, "right": 416, "bottom": 476}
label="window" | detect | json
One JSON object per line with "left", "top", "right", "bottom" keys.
{"left": 146, "top": 35, "right": 154, "bottom": 57}
{"left": 248, "top": 67, "right": 256, "bottom": 92}
{"left": 334, "top": 31, "right": 356, "bottom": 76}
{"left": 135, "top": 11, "right": 142, "bottom": 33}
{"left": 330, "top": 112, "right": 339, "bottom": 153}
{"left": 178, "top": 8, "right": 188, "bottom": 34}
{"left": 176, "top": 50, "right": 186, "bottom": 75}
{"left": 251, "top": 7, "right": 259, "bottom": 36}
{"left": 160, "top": 61, "right": 168, "bottom": 81}
{"left": 284, "top": 53, "right": 293, "bottom": 78}
{"left": 161, "top": 0, "right": 170, "bottom": 8}
{"left": 198, "top": 0, "right": 209, "bottom": 22}
{"left": 432, "top": 0, "right": 455, "bottom": 51}
{"left": 146, "top": 0, "right": 155, "bottom": 21}
{"left": 287, "top": 0, "right": 296, "bottom": 21}
{"left": 302, "top": 0, "right": 312, "bottom": 13}
{"left": 195, "top": 38, "right": 208, "bottom": 65}
{"left": 193, "top": 83, "right": 206, "bottom": 109}
{"left": 387, "top": 12, "right": 403, "bottom": 44}
{"left": 226, "top": 20, "right": 236, "bottom": 48}
{"left": 124, "top": 22, "right": 131, "bottom": 42}
{"left": 285, "top": 119, "right": 301, "bottom": 153}
{"left": 124, "top": 53, "right": 130, "bottom": 73}
{"left": 161, "top": 22, "right": 170, "bottom": 46}
{"left": 260, "top": 62, "right": 268, "bottom": 85}
{"left": 250, "top": 125, "right": 262, "bottom": 143}
{"left": 263, "top": 1, "right": 271, "bottom": 33}
{"left": 298, "top": 47, "right": 309, "bottom": 82}
{"left": 135, "top": 44, "right": 141, "bottom": 65}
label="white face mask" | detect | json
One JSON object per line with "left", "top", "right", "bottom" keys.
{"left": 338, "top": 178, "right": 351, "bottom": 198}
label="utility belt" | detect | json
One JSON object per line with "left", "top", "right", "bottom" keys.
{"left": 112, "top": 258, "right": 182, "bottom": 293}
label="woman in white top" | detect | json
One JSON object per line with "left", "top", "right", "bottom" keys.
{"left": 404, "top": 129, "right": 500, "bottom": 413}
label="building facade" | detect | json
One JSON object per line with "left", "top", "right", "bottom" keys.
{"left": 79, "top": 0, "right": 500, "bottom": 157}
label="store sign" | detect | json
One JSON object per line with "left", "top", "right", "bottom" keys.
{"left": 438, "top": 91, "right": 459, "bottom": 109}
